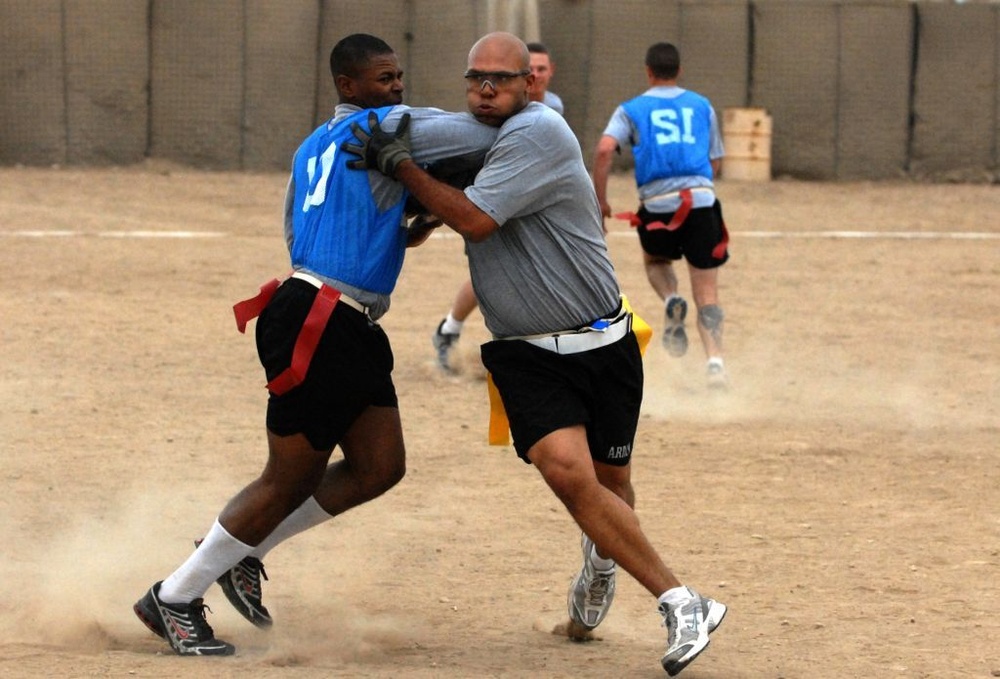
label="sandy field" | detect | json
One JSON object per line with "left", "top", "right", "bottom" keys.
{"left": 0, "top": 164, "right": 997, "bottom": 679}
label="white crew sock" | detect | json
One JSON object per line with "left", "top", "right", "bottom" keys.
{"left": 707, "top": 357, "right": 724, "bottom": 370}
{"left": 158, "top": 519, "right": 253, "bottom": 604}
{"left": 589, "top": 542, "right": 616, "bottom": 572}
{"left": 250, "top": 496, "right": 333, "bottom": 560}
{"left": 440, "top": 313, "right": 464, "bottom": 336}
{"left": 659, "top": 585, "right": 695, "bottom": 609}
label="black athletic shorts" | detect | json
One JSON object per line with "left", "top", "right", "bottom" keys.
{"left": 255, "top": 278, "right": 397, "bottom": 452}
{"left": 636, "top": 199, "right": 730, "bottom": 269}
{"left": 480, "top": 331, "right": 643, "bottom": 466}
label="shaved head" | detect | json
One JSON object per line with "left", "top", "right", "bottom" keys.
{"left": 468, "top": 31, "right": 530, "bottom": 72}
{"left": 465, "top": 32, "right": 534, "bottom": 126}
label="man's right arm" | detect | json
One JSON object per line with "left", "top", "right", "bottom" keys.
{"left": 592, "top": 135, "right": 619, "bottom": 221}
{"left": 393, "top": 160, "right": 499, "bottom": 243}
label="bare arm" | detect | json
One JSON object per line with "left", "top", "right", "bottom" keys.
{"left": 592, "top": 135, "right": 618, "bottom": 221}
{"left": 394, "top": 160, "right": 499, "bottom": 243}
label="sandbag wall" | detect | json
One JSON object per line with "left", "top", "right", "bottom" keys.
{"left": 0, "top": 0, "right": 997, "bottom": 180}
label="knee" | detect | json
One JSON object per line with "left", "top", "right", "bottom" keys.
{"left": 534, "top": 456, "right": 594, "bottom": 514}
{"left": 381, "top": 457, "right": 406, "bottom": 492}
{"left": 361, "top": 451, "right": 406, "bottom": 498}
{"left": 601, "top": 477, "right": 635, "bottom": 508}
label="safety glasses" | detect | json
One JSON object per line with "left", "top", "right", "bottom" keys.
{"left": 464, "top": 69, "right": 530, "bottom": 92}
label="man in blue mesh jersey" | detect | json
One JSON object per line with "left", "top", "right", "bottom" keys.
{"left": 592, "top": 42, "right": 731, "bottom": 389}
{"left": 132, "top": 33, "right": 496, "bottom": 656}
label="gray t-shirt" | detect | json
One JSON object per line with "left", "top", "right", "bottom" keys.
{"left": 543, "top": 90, "right": 564, "bottom": 116}
{"left": 464, "top": 102, "right": 620, "bottom": 338}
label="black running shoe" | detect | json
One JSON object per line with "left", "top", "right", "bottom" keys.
{"left": 194, "top": 538, "right": 273, "bottom": 629}
{"left": 217, "top": 555, "right": 273, "bottom": 628}
{"left": 133, "top": 581, "right": 235, "bottom": 656}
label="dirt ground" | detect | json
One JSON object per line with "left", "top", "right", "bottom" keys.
{"left": 0, "top": 164, "right": 997, "bottom": 679}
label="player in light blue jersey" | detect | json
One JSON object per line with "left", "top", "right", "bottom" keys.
{"left": 133, "top": 33, "right": 496, "bottom": 657}
{"left": 593, "top": 42, "right": 731, "bottom": 388}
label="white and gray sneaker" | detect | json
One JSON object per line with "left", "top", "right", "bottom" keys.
{"left": 706, "top": 359, "right": 728, "bottom": 390}
{"left": 659, "top": 587, "right": 727, "bottom": 676}
{"left": 567, "top": 533, "right": 616, "bottom": 630}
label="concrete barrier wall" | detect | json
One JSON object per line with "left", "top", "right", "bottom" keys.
{"left": 65, "top": 0, "right": 148, "bottom": 165}
{"left": 244, "top": 0, "right": 320, "bottom": 169}
{"left": 150, "top": 0, "right": 244, "bottom": 168}
{"left": 316, "top": 0, "right": 408, "bottom": 126}
{"left": 912, "top": 2, "right": 998, "bottom": 179}
{"left": 754, "top": 0, "right": 840, "bottom": 179}
{"left": 837, "top": 2, "right": 913, "bottom": 179}
{"left": 0, "top": 0, "right": 997, "bottom": 180}
{"left": 536, "top": 0, "right": 592, "bottom": 142}
{"left": 679, "top": 0, "right": 750, "bottom": 113}
{"left": 406, "top": 0, "right": 481, "bottom": 112}
{"left": 0, "top": 0, "right": 66, "bottom": 164}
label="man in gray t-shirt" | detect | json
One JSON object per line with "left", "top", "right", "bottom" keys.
{"left": 345, "top": 32, "right": 727, "bottom": 677}
{"left": 462, "top": 100, "right": 617, "bottom": 336}
{"left": 430, "top": 39, "right": 567, "bottom": 369}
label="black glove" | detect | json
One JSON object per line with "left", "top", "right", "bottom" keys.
{"left": 343, "top": 111, "right": 412, "bottom": 177}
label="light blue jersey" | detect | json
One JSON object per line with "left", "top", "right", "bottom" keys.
{"left": 289, "top": 107, "right": 406, "bottom": 297}
{"left": 284, "top": 104, "right": 497, "bottom": 319}
{"left": 604, "top": 86, "right": 724, "bottom": 212}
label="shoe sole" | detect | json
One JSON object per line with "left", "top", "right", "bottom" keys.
{"left": 566, "top": 534, "right": 615, "bottom": 631}
{"left": 432, "top": 337, "right": 458, "bottom": 373}
{"left": 663, "top": 298, "right": 689, "bottom": 357}
{"left": 662, "top": 633, "right": 710, "bottom": 676}
{"left": 662, "top": 326, "right": 689, "bottom": 357}
{"left": 706, "top": 599, "right": 727, "bottom": 633}
{"left": 134, "top": 598, "right": 166, "bottom": 639}
{"left": 218, "top": 577, "right": 273, "bottom": 629}
{"left": 707, "top": 375, "right": 728, "bottom": 389}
